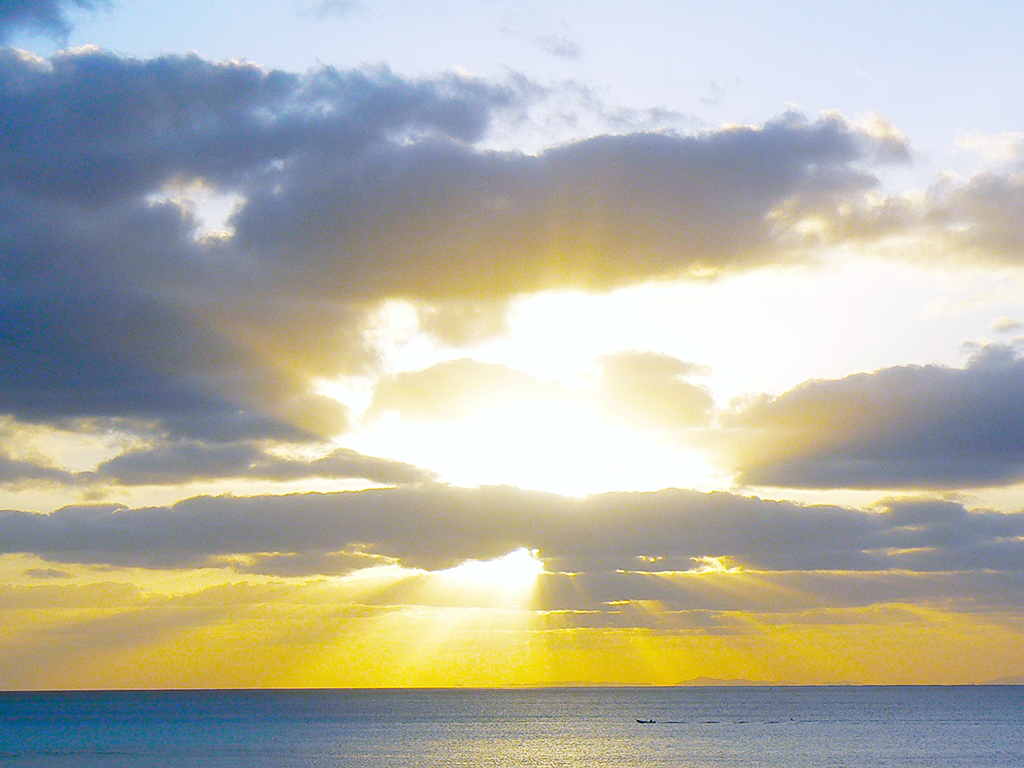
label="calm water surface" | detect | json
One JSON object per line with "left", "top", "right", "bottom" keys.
{"left": 1, "top": 686, "right": 1022, "bottom": 767}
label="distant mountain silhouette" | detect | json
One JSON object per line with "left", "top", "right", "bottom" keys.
{"left": 673, "top": 677, "right": 867, "bottom": 687}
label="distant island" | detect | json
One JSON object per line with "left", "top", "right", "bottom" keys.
{"left": 675, "top": 677, "right": 1024, "bottom": 687}
{"left": 516, "top": 676, "right": 1024, "bottom": 688}
{"left": 522, "top": 678, "right": 801, "bottom": 688}
{"left": 985, "top": 676, "right": 1024, "bottom": 685}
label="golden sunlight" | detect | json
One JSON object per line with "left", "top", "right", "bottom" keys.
{"left": 436, "top": 547, "right": 546, "bottom": 606}
{"left": 346, "top": 399, "right": 719, "bottom": 495}
{"left": 293, "top": 550, "right": 548, "bottom": 687}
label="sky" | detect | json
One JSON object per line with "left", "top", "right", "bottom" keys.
{"left": 3, "top": 0, "right": 1024, "bottom": 688}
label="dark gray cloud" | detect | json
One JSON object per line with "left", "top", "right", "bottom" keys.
{"left": 0, "top": 0, "right": 101, "bottom": 41}
{"left": 0, "top": 434, "right": 436, "bottom": 489}
{"left": 0, "top": 288, "right": 304, "bottom": 442}
{"left": 0, "top": 454, "right": 73, "bottom": 484}
{"left": 0, "top": 46, "right": 911, "bottom": 447}
{"left": 231, "top": 110, "right": 907, "bottom": 301}
{"left": 531, "top": 567, "right": 1024, "bottom": 622}
{"left": 725, "top": 343, "right": 1024, "bottom": 489}
{"left": 0, "top": 50, "right": 507, "bottom": 204}
{"left": 91, "top": 441, "right": 437, "bottom": 486}
{"left": 0, "top": 48, "right": 521, "bottom": 437}
{"left": 2, "top": 485, "right": 1022, "bottom": 579}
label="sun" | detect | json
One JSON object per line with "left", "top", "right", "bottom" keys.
{"left": 315, "top": 293, "right": 730, "bottom": 496}
{"left": 342, "top": 396, "right": 718, "bottom": 496}
{"left": 440, "top": 548, "right": 545, "bottom": 592}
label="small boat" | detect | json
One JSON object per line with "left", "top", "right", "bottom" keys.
{"left": 635, "top": 718, "right": 656, "bottom": 724}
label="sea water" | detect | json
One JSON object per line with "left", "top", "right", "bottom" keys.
{"left": 1, "top": 686, "right": 1022, "bottom": 767}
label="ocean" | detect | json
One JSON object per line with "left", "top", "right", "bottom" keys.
{"left": 1, "top": 685, "right": 1022, "bottom": 767}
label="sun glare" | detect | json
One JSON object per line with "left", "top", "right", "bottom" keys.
{"left": 432, "top": 547, "right": 545, "bottom": 608}
{"left": 442, "top": 547, "right": 545, "bottom": 583}
{"left": 346, "top": 398, "right": 718, "bottom": 496}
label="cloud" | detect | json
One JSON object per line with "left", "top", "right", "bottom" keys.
{"left": 0, "top": 51, "right": 510, "bottom": 204}
{"left": 699, "top": 79, "right": 728, "bottom": 107}
{"left": 0, "top": 288, "right": 314, "bottom": 442}
{"left": 0, "top": 0, "right": 102, "bottom": 41}
{"left": 813, "top": 149, "right": 1024, "bottom": 267}
{"left": 723, "top": 343, "right": 1024, "bottom": 489}
{"left": 596, "top": 351, "right": 714, "bottom": 432}
{"left": 415, "top": 300, "right": 511, "bottom": 345}
{"left": 2, "top": 485, "right": 1023, "bottom": 580}
{"left": 0, "top": 46, "right": 915, "bottom": 447}
{"left": 502, "top": 25, "right": 582, "bottom": 61}
{"left": 991, "top": 316, "right": 1023, "bottom": 333}
{"left": 0, "top": 432, "right": 436, "bottom": 489}
{"left": 24, "top": 567, "right": 71, "bottom": 578}
{"left": 90, "top": 441, "right": 437, "bottom": 486}
{"left": 365, "top": 350, "right": 714, "bottom": 442}
{"left": 533, "top": 34, "right": 582, "bottom": 60}
{"left": 897, "top": 169, "right": 1024, "bottom": 263}
{"left": 0, "top": 49, "right": 522, "bottom": 438}
{"left": 304, "top": 0, "right": 361, "bottom": 20}
{"left": 0, "top": 454, "right": 74, "bottom": 485}
{"left": 540, "top": 568, "right": 1024, "bottom": 620}
{"left": 233, "top": 110, "right": 908, "bottom": 302}
{"left": 367, "top": 358, "right": 567, "bottom": 423}
{"left": 10, "top": 45, "right": 1024, "bottom": 496}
